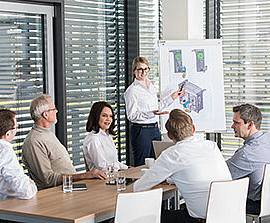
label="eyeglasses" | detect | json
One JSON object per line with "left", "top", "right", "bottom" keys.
{"left": 11, "top": 125, "right": 19, "bottom": 130}
{"left": 46, "top": 108, "right": 58, "bottom": 112}
{"left": 136, "top": 67, "right": 150, "bottom": 73}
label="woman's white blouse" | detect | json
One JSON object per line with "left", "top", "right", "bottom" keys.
{"left": 83, "top": 129, "right": 128, "bottom": 172}
{"left": 124, "top": 78, "right": 173, "bottom": 124}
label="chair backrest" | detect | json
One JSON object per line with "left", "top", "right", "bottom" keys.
{"left": 152, "top": 141, "right": 174, "bottom": 158}
{"left": 259, "top": 164, "right": 270, "bottom": 217}
{"left": 82, "top": 150, "right": 89, "bottom": 171}
{"left": 206, "top": 177, "right": 249, "bottom": 223}
{"left": 114, "top": 188, "right": 163, "bottom": 223}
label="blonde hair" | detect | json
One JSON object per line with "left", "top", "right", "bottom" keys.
{"left": 132, "top": 57, "right": 149, "bottom": 81}
{"left": 165, "top": 109, "right": 193, "bottom": 142}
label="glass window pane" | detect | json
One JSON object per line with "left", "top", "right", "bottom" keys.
{"left": 0, "top": 10, "right": 47, "bottom": 165}
{"left": 65, "top": 0, "right": 126, "bottom": 171}
{"left": 139, "top": 0, "right": 161, "bottom": 88}
{"left": 220, "top": 1, "right": 270, "bottom": 158}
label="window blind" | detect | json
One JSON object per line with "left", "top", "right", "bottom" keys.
{"left": 220, "top": 1, "right": 270, "bottom": 158}
{"left": 64, "top": 0, "right": 127, "bottom": 171}
{"left": 0, "top": 7, "right": 49, "bottom": 166}
{"left": 139, "top": 0, "right": 161, "bottom": 88}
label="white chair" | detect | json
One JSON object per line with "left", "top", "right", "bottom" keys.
{"left": 247, "top": 164, "right": 270, "bottom": 223}
{"left": 114, "top": 188, "right": 163, "bottom": 223}
{"left": 205, "top": 177, "right": 249, "bottom": 223}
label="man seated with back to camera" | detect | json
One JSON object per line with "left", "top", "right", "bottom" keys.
{"left": 133, "top": 109, "right": 232, "bottom": 223}
{"left": 226, "top": 103, "right": 270, "bottom": 215}
{"left": 22, "top": 95, "right": 106, "bottom": 190}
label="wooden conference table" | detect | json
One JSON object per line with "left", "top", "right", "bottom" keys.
{"left": 0, "top": 166, "right": 178, "bottom": 223}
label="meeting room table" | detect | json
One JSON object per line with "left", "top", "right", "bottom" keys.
{"left": 0, "top": 165, "right": 178, "bottom": 223}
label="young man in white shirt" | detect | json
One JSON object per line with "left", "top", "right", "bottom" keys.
{"left": 134, "top": 109, "right": 231, "bottom": 223}
{"left": 0, "top": 109, "right": 37, "bottom": 200}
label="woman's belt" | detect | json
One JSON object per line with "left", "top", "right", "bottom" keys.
{"left": 131, "top": 123, "right": 158, "bottom": 128}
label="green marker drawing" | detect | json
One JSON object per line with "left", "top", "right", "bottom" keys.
{"left": 175, "top": 54, "right": 181, "bottom": 60}
{"left": 198, "top": 53, "right": 204, "bottom": 59}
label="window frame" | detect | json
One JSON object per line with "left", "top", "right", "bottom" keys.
{"left": 2, "top": 0, "right": 66, "bottom": 146}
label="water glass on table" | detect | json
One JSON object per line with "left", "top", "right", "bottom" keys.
{"left": 63, "top": 175, "right": 72, "bottom": 193}
{"left": 116, "top": 171, "right": 126, "bottom": 191}
{"left": 106, "top": 163, "right": 117, "bottom": 185}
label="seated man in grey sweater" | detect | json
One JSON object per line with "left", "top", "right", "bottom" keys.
{"left": 0, "top": 109, "right": 37, "bottom": 200}
{"left": 22, "top": 95, "right": 106, "bottom": 190}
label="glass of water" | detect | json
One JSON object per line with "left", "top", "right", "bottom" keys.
{"left": 116, "top": 171, "right": 126, "bottom": 191}
{"left": 63, "top": 175, "right": 72, "bottom": 193}
{"left": 106, "top": 163, "right": 117, "bottom": 184}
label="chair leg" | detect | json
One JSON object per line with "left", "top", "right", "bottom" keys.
{"left": 259, "top": 217, "right": 261, "bottom": 223}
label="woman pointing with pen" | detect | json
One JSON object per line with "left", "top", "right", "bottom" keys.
{"left": 124, "top": 56, "right": 185, "bottom": 166}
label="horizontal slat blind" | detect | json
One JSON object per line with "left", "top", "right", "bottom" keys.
{"left": 0, "top": 10, "right": 45, "bottom": 165}
{"left": 65, "top": 0, "right": 126, "bottom": 172}
{"left": 220, "top": 1, "right": 270, "bottom": 159}
{"left": 139, "top": 0, "right": 160, "bottom": 88}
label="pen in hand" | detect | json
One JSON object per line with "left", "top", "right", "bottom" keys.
{"left": 178, "top": 84, "right": 184, "bottom": 95}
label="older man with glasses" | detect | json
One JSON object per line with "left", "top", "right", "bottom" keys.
{"left": 22, "top": 94, "right": 106, "bottom": 190}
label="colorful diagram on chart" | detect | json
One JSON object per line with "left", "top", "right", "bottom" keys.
{"left": 178, "top": 80, "right": 206, "bottom": 113}
{"left": 169, "top": 49, "right": 186, "bottom": 78}
{"left": 192, "top": 49, "right": 207, "bottom": 72}
{"left": 159, "top": 39, "right": 226, "bottom": 132}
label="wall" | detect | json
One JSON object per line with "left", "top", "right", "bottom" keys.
{"left": 162, "top": 0, "right": 203, "bottom": 40}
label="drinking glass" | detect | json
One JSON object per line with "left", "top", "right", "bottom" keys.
{"left": 116, "top": 171, "right": 126, "bottom": 191}
{"left": 106, "top": 163, "right": 117, "bottom": 184}
{"left": 63, "top": 175, "right": 72, "bottom": 193}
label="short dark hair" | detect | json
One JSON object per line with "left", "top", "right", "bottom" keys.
{"left": 86, "top": 101, "right": 116, "bottom": 135}
{"left": 233, "top": 104, "right": 262, "bottom": 129}
{"left": 0, "top": 109, "right": 16, "bottom": 138}
{"left": 165, "top": 109, "right": 193, "bottom": 142}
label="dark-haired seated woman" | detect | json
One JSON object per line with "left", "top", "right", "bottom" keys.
{"left": 83, "top": 101, "right": 128, "bottom": 172}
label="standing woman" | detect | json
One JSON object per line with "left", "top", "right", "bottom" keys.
{"left": 124, "top": 57, "right": 183, "bottom": 166}
{"left": 83, "top": 101, "right": 128, "bottom": 172}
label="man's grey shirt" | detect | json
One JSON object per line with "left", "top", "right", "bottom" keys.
{"left": 226, "top": 131, "right": 270, "bottom": 201}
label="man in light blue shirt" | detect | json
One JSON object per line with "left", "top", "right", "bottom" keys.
{"left": 226, "top": 104, "right": 270, "bottom": 214}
